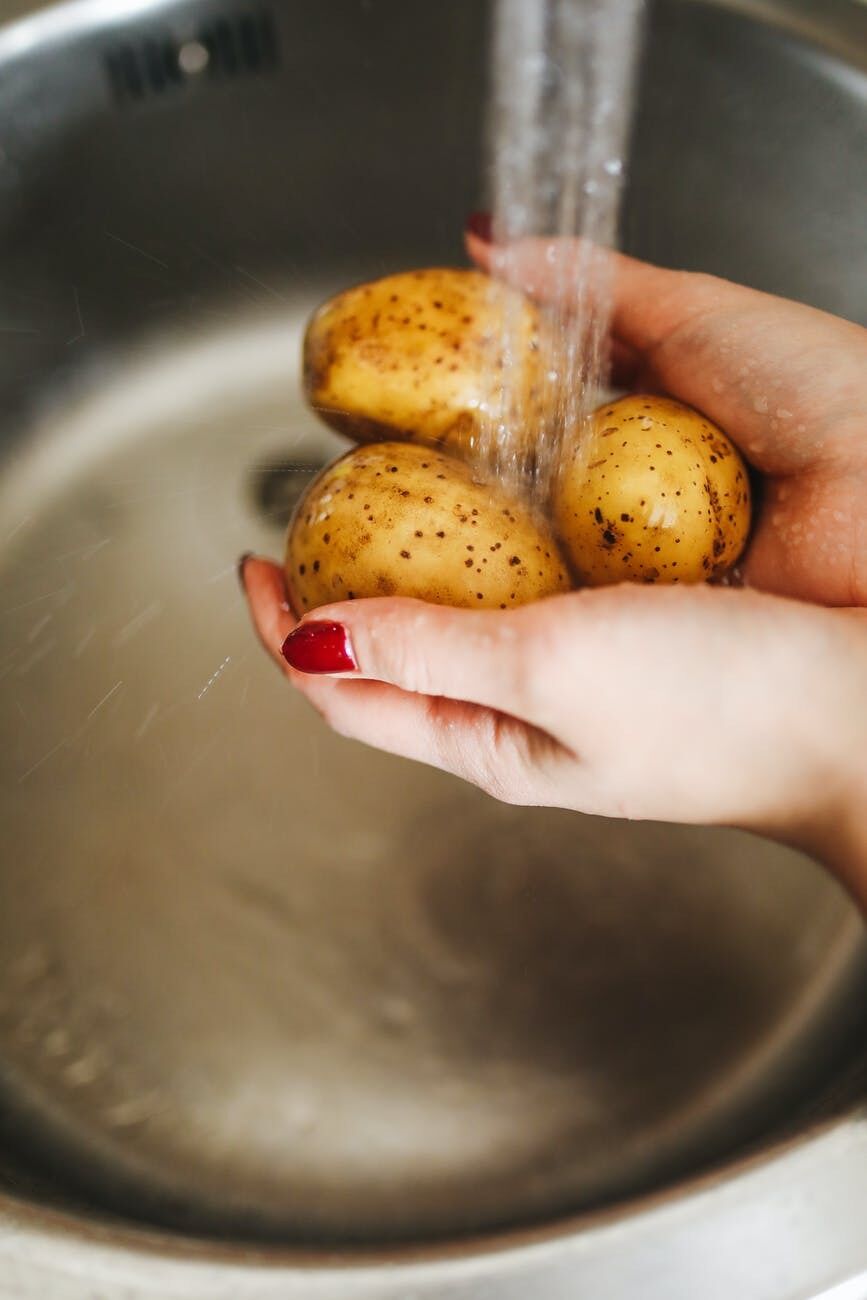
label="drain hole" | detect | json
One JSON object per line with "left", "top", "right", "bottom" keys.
{"left": 250, "top": 457, "right": 325, "bottom": 530}
{"left": 104, "top": 9, "right": 279, "bottom": 105}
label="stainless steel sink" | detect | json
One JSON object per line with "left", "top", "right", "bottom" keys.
{"left": 0, "top": 0, "right": 866, "bottom": 1296}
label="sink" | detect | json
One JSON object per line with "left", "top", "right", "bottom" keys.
{"left": 0, "top": 0, "right": 865, "bottom": 1295}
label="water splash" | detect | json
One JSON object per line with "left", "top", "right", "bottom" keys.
{"left": 197, "top": 654, "right": 232, "bottom": 701}
{"left": 480, "top": 0, "right": 644, "bottom": 504}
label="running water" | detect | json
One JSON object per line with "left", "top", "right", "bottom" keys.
{"left": 479, "top": 0, "right": 644, "bottom": 505}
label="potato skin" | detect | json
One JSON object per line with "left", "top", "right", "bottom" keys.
{"left": 303, "top": 269, "right": 545, "bottom": 459}
{"left": 552, "top": 395, "right": 751, "bottom": 585}
{"left": 285, "top": 442, "right": 571, "bottom": 613}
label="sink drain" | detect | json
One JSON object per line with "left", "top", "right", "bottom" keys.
{"left": 250, "top": 456, "right": 327, "bottom": 530}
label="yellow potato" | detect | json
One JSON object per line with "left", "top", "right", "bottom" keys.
{"left": 552, "top": 395, "right": 751, "bottom": 585}
{"left": 303, "top": 268, "right": 545, "bottom": 459}
{"left": 285, "top": 441, "right": 571, "bottom": 613}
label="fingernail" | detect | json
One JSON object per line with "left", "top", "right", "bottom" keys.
{"left": 237, "top": 552, "right": 254, "bottom": 592}
{"left": 466, "top": 211, "right": 493, "bottom": 243}
{"left": 281, "top": 622, "right": 357, "bottom": 674}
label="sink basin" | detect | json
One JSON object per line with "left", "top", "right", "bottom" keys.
{"left": 0, "top": 0, "right": 865, "bottom": 1295}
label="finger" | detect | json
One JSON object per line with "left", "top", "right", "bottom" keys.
{"left": 239, "top": 555, "right": 296, "bottom": 672}
{"left": 466, "top": 228, "right": 867, "bottom": 474}
{"left": 281, "top": 595, "right": 568, "bottom": 729}
{"left": 292, "top": 671, "right": 568, "bottom": 805}
{"left": 240, "top": 555, "right": 567, "bottom": 730}
{"left": 466, "top": 229, "right": 679, "bottom": 350}
{"left": 467, "top": 228, "right": 768, "bottom": 362}
{"left": 467, "top": 228, "right": 804, "bottom": 350}
{"left": 239, "top": 555, "right": 570, "bottom": 799}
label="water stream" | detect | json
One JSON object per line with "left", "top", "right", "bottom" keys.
{"left": 480, "top": 0, "right": 645, "bottom": 505}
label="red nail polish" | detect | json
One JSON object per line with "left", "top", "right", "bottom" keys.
{"left": 281, "top": 622, "right": 357, "bottom": 674}
{"left": 466, "top": 211, "right": 493, "bottom": 243}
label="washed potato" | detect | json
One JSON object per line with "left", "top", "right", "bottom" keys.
{"left": 552, "top": 395, "right": 751, "bottom": 585}
{"left": 303, "top": 268, "right": 545, "bottom": 458}
{"left": 286, "top": 441, "right": 571, "bottom": 613}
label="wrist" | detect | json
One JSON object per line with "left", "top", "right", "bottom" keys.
{"left": 781, "top": 708, "right": 867, "bottom": 912}
{"left": 807, "top": 771, "right": 867, "bottom": 912}
{"left": 749, "top": 613, "right": 867, "bottom": 910}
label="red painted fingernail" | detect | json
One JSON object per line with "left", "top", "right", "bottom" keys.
{"left": 466, "top": 211, "right": 493, "bottom": 243}
{"left": 281, "top": 622, "right": 357, "bottom": 674}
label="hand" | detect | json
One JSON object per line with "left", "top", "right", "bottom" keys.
{"left": 240, "top": 240, "right": 867, "bottom": 903}
{"left": 467, "top": 227, "right": 867, "bottom": 608}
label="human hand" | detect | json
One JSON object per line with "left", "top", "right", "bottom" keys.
{"left": 241, "top": 557, "right": 867, "bottom": 904}
{"left": 240, "top": 242, "right": 867, "bottom": 902}
{"left": 467, "top": 224, "right": 867, "bottom": 609}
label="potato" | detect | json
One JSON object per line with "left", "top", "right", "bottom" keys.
{"left": 285, "top": 441, "right": 571, "bottom": 613}
{"left": 303, "top": 268, "right": 545, "bottom": 459}
{"left": 552, "top": 395, "right": 751, "bottom": 585}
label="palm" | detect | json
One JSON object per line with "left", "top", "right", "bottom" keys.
{"left": 468, "top": 236, "right": 867, "bottom": 607}
{"left": 626, "top": 286, "right": 867, "bottom": 606}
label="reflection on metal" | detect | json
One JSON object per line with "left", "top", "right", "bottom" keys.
{"left": 813, "top": 1272, "right": 867, "bottom": 1300}
{"left": 178, "top": 39, "right": 209, "bottom": 75}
